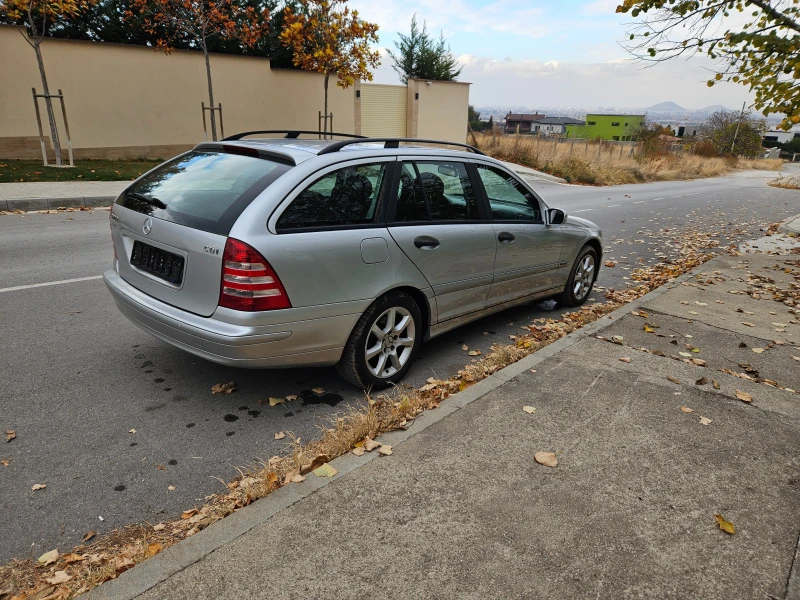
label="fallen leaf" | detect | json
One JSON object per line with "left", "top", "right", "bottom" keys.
{"left": 32, "top": 483, "right": 46, "bottom": 491}
{"left": 680, "top": 301, "right": 689, "bottom": 305}
{"left": 38, "top": 549, "right": 59, "bottom": 565}
{"left": 689, "top": 311, "right": 699, "bottom": 315}
{"left": 312, "top": 387, "right": 325, "bottom": 394}
{"left": 667, "top": 376, "right": 681, "bottom": 385}
{"left": 619, "top": 357, "right": 631, "bottom": 363}
{"left": 792, "top": 356, "right": 800, "bottom": 362}
{"left": 274, "top": 431, "right": 286, "bottom": 440}
{"left": 351, "top": 446, "right": 365, "bottom": 456}
{"left": 643, "top": 325, "right": 655, "bottom": 333}
{"left": 604, "top": 261, "right": 617, "bottom": 267}
{"left": 156, "top": 464, "right": 166, "bottom": 471}
{"left": 695, "top": 377, "right": 708, "bottom": 386}
{"left": 82, "top": 531, "right": 96, "bottom": 542}
{"left": 742, "top": 322, "right": 755, "bottom": 327}
{"left": 211, "top": 382, "right": 236, "bottom": 394}
{"left": 691, "top": 358, "right": 706, "bottom": 366}
{"left": 695, "top": 301, "right": 708, "bottom": 307}
{"left": 181, "top": 508, "right": 199, "bottom": 519}
{"left": 146, "top": 543, "right": 162, "bottom": 557}
{"left": 153, "top": 523, "right": 166, "bottom": 531}
{"left": 679, "top": 352, "right": 692, "bottom": 358}
{"left": 680, "top": 406, "right": 695, "bottom": 413}
{"left": 461, "top": 344, "right": 469, "bottom": 351}
{"left": 301, "top": 454, "right": 331, "bottom": 474}
{"left": 167, "top": 485, "right": 175, "bottom": 491}
{"left": 1, "top": 458, "right": 10, "bottom": 466}
{"left": 534, "top": 451, "right": 558, "bottom": 468}
{"left": 712, "top": 379, "right": 721, "bottom": 390}
{"left": 735, "top": 390, "right": 753, "bottom": 403}
{"left": 377, "top": 445, "right": 393, "bottom": 456}
{"left": 691, "top": 347, "right": 700, "bottom": 353}
{"left": 46, "top": 571, "right": 72, "bottom": 585}
{"left": 714, "top": 513, "right": 735, "bottom": 534}
{"left": 5, "top": 430, "right": 15, "bottom": 443}
{"left": 291, "top": 473, "right": 306, "bottom": 483}
{"left": 771, "top": 323, "right": 788, "bottom": 328}
{"left": 699, "top": 416, "right": 712, "bottom": 426}
{"left": 62, "top": 553, "right": 85, "bottom": 563}
{"left": 313, "top": 463, "right": 338, "bottom": 478}
{"left": 363, "top": 437, "right": 381, "bottom": 452}
{"left": 468, "top": 350, "right": 482, "bottom": 356}
{"left": 522, "top": 406, "right": 536, "bottom": 414}
{"left": 751, "top": 348, "right": 765, "bottom": 354}
{"left": 268, "top": 397, "right": 285, "bottom": 407}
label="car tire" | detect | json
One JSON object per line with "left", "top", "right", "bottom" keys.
{"left": 336, "top": 291, "right": 422, "bottom": 389}
{"left": 554, "top": 245, "right": 598, "bottom": 307}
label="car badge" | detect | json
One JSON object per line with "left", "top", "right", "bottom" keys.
{"left": 143, "top": 218, "right": 153, "bottom": 235}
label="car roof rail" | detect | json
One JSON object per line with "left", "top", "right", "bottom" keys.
{"left": 222, "top": 130, "right": 367, "bottom": 141}
{"left": 317, "top": 138, "right": 485, "bottom": 156}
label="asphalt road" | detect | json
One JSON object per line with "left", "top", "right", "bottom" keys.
{"left": 1, "top": 167, "right": 798, "bottom": 563}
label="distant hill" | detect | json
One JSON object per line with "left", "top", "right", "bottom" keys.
{"left": 696, "top": 104, "right": 731, "bottom": 115}
{"left": 645, "top": 101, "right": 687, "bottom": 113}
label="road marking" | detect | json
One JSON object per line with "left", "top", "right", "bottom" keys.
{"left": 573, "top": 209, "right": 593, "bottom": 213}
{"left": 0, "top": 275, "right": 102, "bottom": 294}
{"left": 651, "top": 198, "right": 664, "bottom": 201}
{"left": 606, "top": 204, "right": 621, "bottom": 207}
{"left": 633, "top": 201, "right": 646, "bottom": 204}
{"left": 684, "top": 192, "right": 701, "bottom": 196}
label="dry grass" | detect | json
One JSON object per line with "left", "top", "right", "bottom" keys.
{"left": 0, "top": 228, "right": 743, "bottom": 600}
{"left": 471, "top": 131, "right": 782, "bottom": 186}
{"left": 768, "top": 174, "right": 800, "bottom": 190}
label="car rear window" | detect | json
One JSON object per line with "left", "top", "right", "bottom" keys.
{"left": 116, "top": 150, "right": 291, "bottom": 235}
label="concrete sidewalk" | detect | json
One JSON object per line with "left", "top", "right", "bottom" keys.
{"left": 87, "top": 236, "right": 800, "bottom": 600}
{"left": 0, "top": 181, "right": 126, "bottom": 211}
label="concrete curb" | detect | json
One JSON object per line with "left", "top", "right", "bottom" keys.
{"left": 2, "top": 196, "right": 115, "bottom": 212}
{"left": 778, "top": 213, "right": 800, "bottom": 236}
{"left": 85, "top": 266, "right": 705, "bottom": 600}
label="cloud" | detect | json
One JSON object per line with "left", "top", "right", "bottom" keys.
{"left": 581, "top": 0, "right": 622, "bottom": 15}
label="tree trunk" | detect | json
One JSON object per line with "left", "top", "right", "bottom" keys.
{"left": 323, "top": 73, "right": 329, "bottom": 138}
{"left": 204, "top": 46, "right": 217, "bottom": 141}
{"left": 33, "top": 41, "right": 62, "bottom": 166}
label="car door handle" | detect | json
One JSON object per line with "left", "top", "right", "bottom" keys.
{"left": 497, "top": 232, "right": 515, "bottom": 243}
{"left": 414, "top": 236, "right": 440, "bottom": 249}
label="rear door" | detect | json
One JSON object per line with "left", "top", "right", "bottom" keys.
{"left": 387, "top": 159, "right": 496, "bottom": 322}
{"left": 111, "top": 149, "right": 290, "bottom": 316}
{"left": 473, "top": 163, "right": 564, "bottom": 305}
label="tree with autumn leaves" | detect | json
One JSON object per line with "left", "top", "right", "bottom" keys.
{"left": 617, "top": 0, "right": 800, "bottom": 131}
{"left": 281, "top": 0, "right": 380, "bottom": 136}
{"left": 0, "top": 0, "right": 100, "bottom": 165}
{"left": 128, "top": 0, "right": 270, "bottom": 141}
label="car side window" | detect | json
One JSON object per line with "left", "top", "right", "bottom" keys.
{"left": 276, "top": 162, "right": 387, "bottom": 231}
{"left": 476, "top": 165, "right": 542, "bottom": 223}
{"left": 393, "top": 161, "right": 479, "bottom": 222}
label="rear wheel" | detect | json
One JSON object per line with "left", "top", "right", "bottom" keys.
{"left": 336, "top": 292, "right": 422, "bottom": 389}
{"left": 554, "top": 245, "right": 597, "bottom": 307}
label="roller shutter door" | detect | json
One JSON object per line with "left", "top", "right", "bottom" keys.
{"left": 361, "top": 84, "right": 407, "bottom": 138}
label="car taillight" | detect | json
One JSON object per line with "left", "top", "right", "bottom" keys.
{"left": 219, "top": 238, "right": 291, "bottom": 311}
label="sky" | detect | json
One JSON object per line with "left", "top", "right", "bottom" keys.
{"left": 347, "top": 0, "right": 755, "bottom": 110}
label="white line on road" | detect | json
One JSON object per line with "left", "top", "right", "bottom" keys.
{"left": 0, "top": 275, "right": 102, "bottom": 294}
{"left": 573, "top": 209, "right": 593, "bottom": 213}
{"left": 606, "top": 204, "right": 621, "bottom": 207}
{"left": 633, "top": 201, "right": 647, "bottom": 204}
{"left": 684, "top": 192, "right": 701, "bottom": 196}
{"left": 651, "top": 198, "right": 664, "bottom": 201}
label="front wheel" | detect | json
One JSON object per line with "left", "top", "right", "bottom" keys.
{"left": 336, "top": 292, "right": 422, "bottom": 389}
{"left": 554, "top": 245, "right": 598, "bottom": 307}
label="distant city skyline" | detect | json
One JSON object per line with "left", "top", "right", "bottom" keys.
{"left": 350, "top": 0, "right": 759, "bottom": 110}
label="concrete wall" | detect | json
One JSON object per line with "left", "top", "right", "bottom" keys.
{"left": 0, "top": 25, "right": 355, "bottom": 159}
{"left": 408, "top": 78, "right": 470, "bottom": 144}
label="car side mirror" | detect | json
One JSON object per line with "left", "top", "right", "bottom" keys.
{"left": 548, "top": 208, "right": 567, "bottom": 225}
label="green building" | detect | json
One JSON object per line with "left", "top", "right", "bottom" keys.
{"left": 565, "top": 114, "right": 645, "bottom": 141}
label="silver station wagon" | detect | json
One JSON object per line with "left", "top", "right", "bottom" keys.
{"left": 104, "top": 132, "right": 603, "bottom": 388}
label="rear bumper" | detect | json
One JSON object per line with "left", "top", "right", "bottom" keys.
{"left": 103, "top": 269, "right": 359, "bottom": 368}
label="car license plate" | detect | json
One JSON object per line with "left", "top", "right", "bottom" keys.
{"left": 130, "top": 240, "right": 184, "bottom": 285}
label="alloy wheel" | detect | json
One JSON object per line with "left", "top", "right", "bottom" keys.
{"left": 364, "top": 307, "right": 416, "bottom": 379}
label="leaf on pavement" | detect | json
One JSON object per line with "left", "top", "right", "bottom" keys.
{"left": 377, "top": 445, "right": 393, "bottom": 456}
{"left": 301, "top": 454, "right": 331, "bottom": 474}
{"left": 522, "top": 406, "right": 536, "bottom": 414}
{"left": 274, "top": 431, "right": 286, "bottom": 440}
{"left": 31, "top": 483, "right": 46, "bottom": 491}
{"left": 62, "top": 553, "right": 85, "bottom": 563}
{"left": 153, "top": 523, "right": 166, "bottom": 531}
{"left": 146, "top": 543, "right": 162, "bottom": 558}
{"left": 82, "top": 531, "right": 96, "bottom": 542}
{"left": 714, "top": 513, "right": 735, "bottom": 534}
{"left": 128, "top": 429, "right": 136, "bottom": 434}
{"left": 312, "top": 387, "right": 325, "bottom": 394}
{"left": 689, "top": 311, "right": 699, "bottom": 315}
{"left": 695, "top": 377, "right": 708, "bottom": 386}
{"left": 46, "top": 571, "right": 72, "bottom": 585}
{"left": 680, "top": 406, "right": 694, "bottom": 413}
{"left": 313, "top": 463, "right": 338, "bottom": 478}
{"left": 286, "top": 395, "right": 298, "bottom": 402}
{"left": 742, "top": 322, "right": 755, "bottom": 327}
{"left": 211, "top": 382, "right": 236, "bottom": 394}
{"left": 735, "top": 390, "right": 753, "bottom": 403}
{"left": 771, "top": 323, "right": 788, "bottom": 328}
{"left": 712, "top": 379, "right": 721, "bottom": 390}
{"left": 1, "top": 458, "right": 10, "bottom": 466}
{"left": 699, "top": 416, "right": 712, "bottom": 426}
{"left": 695, "top": 301, "right": 708, "bottom": 306}
{"left": 363, "top": 437, "right": 381, "bottom": 452}
{"left": 751, "top": 348, "right": 765, "bottom": 354}
{"left": 667, "top": 376, "right": 681, "bottom": 384}
{"left": 643, "top": 325, "right": 655, "bottom": 333}
{"left": 691, "top": 347, "right": 700, "bottom": 353}
{"left": 791, "top": 356, "right": 800, "bottom": 362}
{"left": 461, "top": 344, "right": 469, "bottom": 351}
{"left": 291, "top": 473, "right": 306, "bottom": 483}
{"left": 5, "top": 430, "right": 15, "bottom": 443}
{"left": 351, "top": 446, "right": 366, "bottom": 456}
{"left": 268, "top": 397, "right": 285, "bottom": 407}
{"left": 604, "top": 261, "right": 616, "bottom": 267}
{"left": 619, "top": 357, "right": 631, "bottom": 363}
{"left": 691, "top": 358, "right": 706, "bottom": 366}
{"left": 468, "top": 350, "right": 482, "bottom": 356}
{"left": 534, "top": 451, "right": 558, "bottom": 468}
{"left": 679, "top": 352, "right": 692, "bottom": 358}
{"left": 38, "top": 549, "right": 59, "bottom": 565}
{"left": 181, "top": 508, "right": 199, "bottom": 520}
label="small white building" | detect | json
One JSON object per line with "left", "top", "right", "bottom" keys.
{"left": 531, "top": 117, "right": 585, "bottom": 135}
{"left": 763, "top": 130, "right": 799, "bottom": 144}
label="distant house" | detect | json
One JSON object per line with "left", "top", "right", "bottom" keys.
{"left": 763, "top": 130, "right": 799, "bottom": 145}
{"left": 504, "top": 112, "right": 546, "bottom": 133}
{"left": 532, "top": 117, "right": 585, "bottom": 136}
{"left": 566, "top": 114, "right": 646, "bottom": 141}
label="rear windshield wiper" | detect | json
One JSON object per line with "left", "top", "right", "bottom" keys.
{"left": 127, "top": 192, "right": 167, "bottom": 210}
